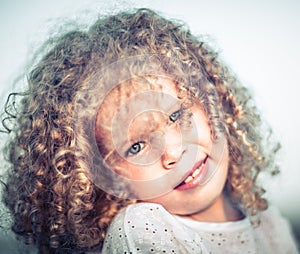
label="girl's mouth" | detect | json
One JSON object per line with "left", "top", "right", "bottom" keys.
{"left": 174, "top": 155, "right": 209, "bottom": 191}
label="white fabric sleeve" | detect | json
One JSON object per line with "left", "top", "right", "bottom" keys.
{"left": 254, "top": 206, "right": 299, "bottom": 254}
{"left": 101, "top": 203, "right": 206, "bottom": 254}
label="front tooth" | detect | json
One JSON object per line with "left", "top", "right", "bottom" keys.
{"left": 192, "top": 168, "right": 201, "bottom": 178}
{"left": 184, "top": 176, "right": 193, "bottom": 183}
{"left": 199, "top": 163, "right": 205, "bottom": 171}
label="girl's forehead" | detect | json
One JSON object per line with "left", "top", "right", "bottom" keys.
{"left": 98, "top": 76, "right": 180, "bottom": 120}
{"left": 118, "top": 76, "right": 178, "bottom": 100}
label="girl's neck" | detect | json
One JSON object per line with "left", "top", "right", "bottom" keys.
{"left": 181, "top": 193, "right": 244, "bottom": 223}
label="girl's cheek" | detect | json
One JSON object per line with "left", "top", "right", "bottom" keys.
{"left": 182, "top": 114, "right": 212, "bottom": 147}
{"left": 118, "top": 163, "right": 154, "bottom": 181}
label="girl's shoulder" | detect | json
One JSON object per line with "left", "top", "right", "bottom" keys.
{"left": 101, "top": 202, "right": 205, "bottom": 253}
{"left": 254, "top": 206, "right": 299, "bottom": 253}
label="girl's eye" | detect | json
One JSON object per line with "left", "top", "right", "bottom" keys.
{"left": 169, "top": 109, "right": 182, "bottom": 122}
{"left": 126, "top": 142, "right": 145, "bottom": 156}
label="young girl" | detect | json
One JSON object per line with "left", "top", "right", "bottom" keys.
{"left": 1, "top": 8, "right": 298, "bottom": 253}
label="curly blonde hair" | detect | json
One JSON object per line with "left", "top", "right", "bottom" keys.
{"left": 1, "top": 8, "right": 279, "bottom": 253}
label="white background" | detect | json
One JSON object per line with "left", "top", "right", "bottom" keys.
{"left": 0, "top": 0, "right": 299, "bottom": 249}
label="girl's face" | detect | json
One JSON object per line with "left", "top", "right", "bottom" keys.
{"left": 96, "top": 76, "right": 229, "bottom": 219}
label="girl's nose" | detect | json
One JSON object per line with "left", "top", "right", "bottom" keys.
{"left": 161, "top": 127, "right": 184, "bottom": 169}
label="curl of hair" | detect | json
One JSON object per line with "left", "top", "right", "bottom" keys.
{"left": 1, "top": 8, "right": 279, "bottom": 252}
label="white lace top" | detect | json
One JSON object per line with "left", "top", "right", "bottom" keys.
{"left": 101, "top": 203, "right": 298, "bottom": 254}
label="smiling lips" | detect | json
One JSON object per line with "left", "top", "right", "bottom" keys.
{"left": 175, "top": 156, "right": 209, "bottom": 191}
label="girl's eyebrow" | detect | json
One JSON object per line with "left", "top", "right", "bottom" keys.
{"left": 165, "top": 100, "right": 183, "bottom": 114}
